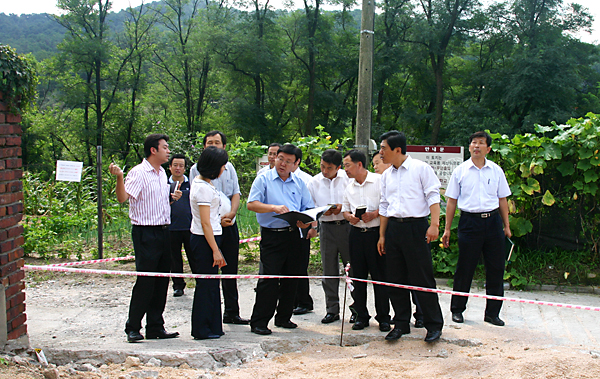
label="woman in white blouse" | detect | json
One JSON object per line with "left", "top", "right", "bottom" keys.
{"left": 189, "top": 146, "right": 228, "bottom": 339}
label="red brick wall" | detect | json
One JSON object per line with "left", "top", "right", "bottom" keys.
{"left": 0, "top": 93, "right": 27, "bottom": 341}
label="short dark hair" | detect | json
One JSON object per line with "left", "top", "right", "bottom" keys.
{"left": 321, "top": 149, "right": 342, "bottom": 167}
{"left": 169, "top": 153, "right": 187, "bottom": 167}
{"left": 343, "top": 149, "right": 366, "bottom": 168}
{"left": 372, "top": 151, "right": 381, "bottom": 159}
{"left": 144, "top": 134, "right": 169, "bottom": 158}
{"left": 203, "top": 130, "right": 227, "bottom": 147}
{"left": 268, "top": 142, "right": 282, "bottom": 149}
{"left": 469, "top": 131, "right": 492, "bottom": 147}
{"left": 278, "top": 144, "right": 301, "bottom": 163}
{"left": 197, "top": 146, "right": 228, "bottom": 180}
{"left": 380, "top": 130, "right": 406, "bottom": 155}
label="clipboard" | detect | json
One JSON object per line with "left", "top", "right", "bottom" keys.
{"left": 273, "top": 205, "right": 333, "bottom": 226}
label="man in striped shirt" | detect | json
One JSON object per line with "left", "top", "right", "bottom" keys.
{"left": 109, "top": 134, "right": 181, "bottom": 343}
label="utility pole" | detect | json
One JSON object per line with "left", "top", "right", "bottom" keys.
{"left": 355, "top": 0, "right": 375, "bottom": 156}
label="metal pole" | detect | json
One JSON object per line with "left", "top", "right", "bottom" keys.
{"left": 355, "top": 0, "right": 375, "bottom": 157}
{"left": 96, "top": 146, "right": 103, "bottom": 259}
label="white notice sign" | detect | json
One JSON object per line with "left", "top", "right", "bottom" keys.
{"left": 56, "top": 160, "right": 84, "bottom": 182}
{"left": 407, "top": 146, "right": 464, "bottom": 188}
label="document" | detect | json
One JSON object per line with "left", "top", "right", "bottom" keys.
{"left": 273, "top": 205, "right": 333, "bottom": 226}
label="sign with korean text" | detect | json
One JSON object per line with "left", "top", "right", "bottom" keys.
{"left": 56, "top": 160, "right": 84, "bottom": 182}
{"left": 407, "top": 146, "right": 464, "bottom": 188}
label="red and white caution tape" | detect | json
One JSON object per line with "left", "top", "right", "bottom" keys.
{"left": 42, "top": 236, "right": 261, "bottom": 267}
{"left": 23, "top": 265, "right": 340, "bottom": 280}
{"left": 352, "top": 277, "right": 600, "bottom": 312}
{"left": 239, "top": 236, "right": 261, "bottom": 244}
{"left": 344, "top": 263, "right": 354, "bottom": 292}
{"left": 45, "top": 256, "right": 135, "bottom": 267}
{"left": 23, "top": 264, "right": 600, "bottom": 312}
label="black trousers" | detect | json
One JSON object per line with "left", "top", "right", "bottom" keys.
{"left": 169, "top": 230, "right": 192, "bottom": 290}
{"left": 219, "top": 222, "right": 242, "bottom": 317}
{"left": 250, "top": 228, "right": 304, "bottom": 328}
{"left": 293, "top": 236, "right": 314, "bottom": 310}
{"left": 189, "top": 234, "right": 224, "bottom": 339}
{"left": 125, "top": 225, "right": 170, "bottom": 334}
{"left": 385, "top": 218, "right": 444, "bottom": 333}
{"left": 349, "top": 227, "right": 390, "bottom": 323}
{"left": 451, "top": 212, "right": 505, "bottom": 317}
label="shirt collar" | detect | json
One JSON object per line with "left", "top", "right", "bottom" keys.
{"left": 466, "top": 157, "right": 490, "bottom": 170}
{"left": 168, "top": 175, "right": 189, "bottom": 183}
{"left": 142, "top": 159, "right": 164, "bottom": 174}
{"left": 318, "top": 169, "right": 346, "bottom": 182}
{"left": 269, "top": 167, "right": 295, "bottom": 183}
{"left": 391, "top": 155, "right": 413, "bottom": 172}
{"left": 352, "top": 171, "right": 377, "bottom": 186}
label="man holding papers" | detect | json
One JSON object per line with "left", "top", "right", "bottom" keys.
{"left": 247, "top": 144, "right": 316, "bottom": 335}
{"left": 342, "top": 149, "right": 391, "bottom": 333}
{"left": 308, "top": 149, "right": 350, "bottom": 324}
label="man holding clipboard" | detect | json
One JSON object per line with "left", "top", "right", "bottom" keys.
{"left": 442, "top": 131, "right": 512, "bottom": 327}
{"left": 247, "top": 144, "right": 316, "bottom": 335}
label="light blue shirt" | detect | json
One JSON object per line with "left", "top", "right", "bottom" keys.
{"left": 445, "top": 158, "right": 511, "bottom": 213}
{"left": 247, "top": 168, "right": 315, "bottom": 228}
{"left": 190, "top": 161, "right": 240, "bottom": 200}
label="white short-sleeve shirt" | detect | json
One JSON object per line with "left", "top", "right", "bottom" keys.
{"left": 445, "top": 158, "right": 511, "bottom": 213}
{"left": 342, "top": 171, "right": 381, "bottom": 228}
{"left": 190, "top": 177, "right": 222, "bottom": 235}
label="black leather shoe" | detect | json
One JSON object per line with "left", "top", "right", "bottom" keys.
{"left": 484, "top": 315, "right": 505, "bottom": 326}
{"left": 385, "top": 327, "right": 405, "bottom": 341}
{"left": 349, "top": 313, "right": 357, "bottom": 323}
{"left": 414, "top": 319, "right": 424, "bottom": 328}
{"left": 275, "top": 320, "right": 298, "bottom": 329}
{"left": 379, "top": 322, "right": 391, "bottom": 332}
{"left": 349, "top": 306, "right": 357, "bottom": 323}
{"left": 452, "top": 312, "right": 464, "bottom": 323}
{"left": 145, "top": 330, "right": 180, "bottom": 339}
{"left": 321, "top": 313, "right": 340, "bottom": 324}
{"left": 424, "top": 329, "right": 442, "bottom": 342}
{"left": 352, "top": 320, "right": 369, "bottom": 330}
{"left": 173, "top": 289, "right": 184, "bottom": 297}
{"left": 126, "top": 331, "right": 144, "bottom": 343}
{"left": 292, "top": 306, "right": 312, "bottom": 315}
{"left": 223, "top": 314, "right": 250, "bottom": 325}
{"left": 251, "top": 326, "right": 272, "bottom": 335}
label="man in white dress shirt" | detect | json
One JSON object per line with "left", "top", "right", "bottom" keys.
{"left": 343, "top": 149, "right": 391, "bottom": 333}
{"left": 257, "top": 143, "right": 282, "bottom": 176}
{"left": 308, "top": 149, "right": 350, "bottom": 324}
{"left": 377, "top": 130, "right": 444, "bottom": 343}
{"left": 442, "top": 131, "right": 512, "bottom": 326}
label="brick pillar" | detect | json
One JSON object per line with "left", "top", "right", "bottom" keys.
{"left": 0, "top": 92, "right": 28, "bottom": 349}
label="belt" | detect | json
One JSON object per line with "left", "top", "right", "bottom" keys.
{"left": 133, "top": 224, "right": 169, "bottom": 229}
{"left": 461, "top": 209, "right": 499, "bottom": 218}
{"left": 261, "top": 226, "right": 295, "bottom": 232}
{"left": 353, "top": 226, "right": 379, "bottom": 233}
{"left": 321, "top": 220, "right": 348, "bottom": 225}
{"left": 389, "top": 216, "right": 427, "bottom": 223}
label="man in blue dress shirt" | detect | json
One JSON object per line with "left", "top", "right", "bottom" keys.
{"left": 247, "top": 144, "right": 316, "bottom": 335}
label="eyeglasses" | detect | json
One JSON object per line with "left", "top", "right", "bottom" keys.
{"left": 276, "top": 157, "right": 295, "bottom": 166}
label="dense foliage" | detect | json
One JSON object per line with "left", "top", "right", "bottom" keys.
{"left": 0, "top": 44, "right": 37, "bottom": 111}
{"left": 0, "top": 0, "right": 595, "bottom": 173}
